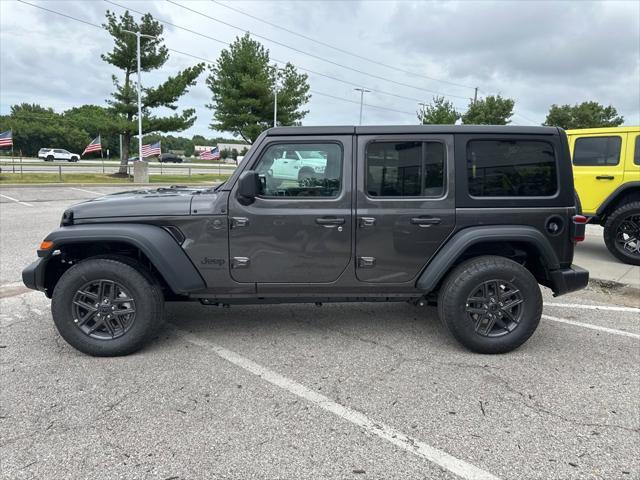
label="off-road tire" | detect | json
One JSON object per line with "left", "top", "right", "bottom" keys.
{"left": 437, "top": 255, "right": 542, "bottom": 354}
{"left": 51, "top": 258, "right": 164, "bottom": 356}
{"left": 603, "top": 201, "right": 640, "bottom": 266}
{"left": 298, "top": 167, "right": 315, "bottom": 184}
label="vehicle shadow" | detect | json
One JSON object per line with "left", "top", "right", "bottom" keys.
{"left": 155, "top": 300, "right": 458, "bottom": 353}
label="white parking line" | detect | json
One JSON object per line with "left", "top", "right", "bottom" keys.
{"left": 0, "top": 193, "right": 33, "bottom": 207}
{"left": 70, "top": 187, "right": 103, "bottom": 195}
{"left": 542, "top": 314, "right": 640, "bottom": 339}
{"left": 545, "top": 302, "right": 640, "bottom": 314}
{"left": 175, "top": 328, "right": 501, "bottom": 480}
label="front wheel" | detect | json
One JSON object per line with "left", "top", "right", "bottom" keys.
{"left": 437, "top": 256, "right": 542, "bottom": 354}
{"left": 603, "top": 201, "right": 640, "bottom": 265}
{"left": 51, "top": 258, "right": 164, "bottom": 356}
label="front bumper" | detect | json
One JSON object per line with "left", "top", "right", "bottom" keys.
{"left": 548, "top": 264, "right": 589, "bottom": 297}
{"left": 22, "top": 258, "right": 47, "bottom": 293}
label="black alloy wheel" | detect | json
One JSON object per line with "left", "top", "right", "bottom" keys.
{"left": 464, "top": 279, "right": 524, "bottom": 337}
{"left": 71, "top": 279, "right": 136, "bottom": 340}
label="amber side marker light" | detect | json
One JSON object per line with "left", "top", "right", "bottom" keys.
{"left": 39, "top": 240, "right": 54, "bottom": 250}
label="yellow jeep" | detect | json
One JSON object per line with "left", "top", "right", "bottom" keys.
{"left": 568, "top": 126, "right": 640, "bottom": 265}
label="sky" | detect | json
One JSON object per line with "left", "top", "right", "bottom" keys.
{"left": 1, "top": 0, "right": 639, "bottom": 140}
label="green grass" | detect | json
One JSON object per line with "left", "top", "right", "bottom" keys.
{"left": 0, "top": 172, "right": 230, "bottom": 184}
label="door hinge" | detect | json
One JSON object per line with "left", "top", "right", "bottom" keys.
{"left": 230, "top": 217, "right": 249, "bottom": 229}
{"left": 358, "top": 217, "right": 376, "bottom": 227}
{"left": 357, "top": 257, "right": 376, "bottom": 268}
{"left": 231, "top": 257, "right": 250, "bottom": 269}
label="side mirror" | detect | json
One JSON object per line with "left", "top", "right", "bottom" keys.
{"left": 237, "top": 170, "right": 261, "bottom": 205}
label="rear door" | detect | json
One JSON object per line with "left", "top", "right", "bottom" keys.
{"left": 355, "top": 134, "right": 455, "bottom": 283}
{"left": 227, "top": 136, "right": 352, "bottom": 284}
{"left": 571, "top": 133, "right": 626, "bottom": 214}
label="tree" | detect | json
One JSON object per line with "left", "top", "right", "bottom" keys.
{"left": 462, "top": 95, "right": 515, "bottom": 125}
{"left": 543, "top": 102, "right": 624, "bottom": 130}
{"left": 102, "top": 10, "right": 205, "bottom": 173}
{"left": 0, "top": 104, "right": 89, "bottom": 156}
{"left": 206, "top": 34, "right": 310, "bottom": 143}
{"left": 64, "top": 105, "right": 121, "bottom": 157}
{"left": 418, "top": 96, "right": 460, "bottom": 125}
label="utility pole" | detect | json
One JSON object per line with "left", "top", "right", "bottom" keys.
{"left": 354, "top": 88, "right": 371, "bottom": 125}
{"left": 122, "top": 29, "right": 155, "bottom": 161}
{"left": 473, "top": 87, "right": 478, "bottom": 104}
{"left": 418, "top": 102, "right": 427, "bottom": 124}
{"left": 273, "top": 67, "right": 282, "bottom": 128}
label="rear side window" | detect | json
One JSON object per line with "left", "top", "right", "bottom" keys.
{"left": 573, "top": 136, "right": 621, "bottom": 166}
{"left": 467, "top": 140, "right": 557, "bottom": 197}
{"left": 366, "top": 141, "right": 445, "bottom": 197}
{"left": 634, "top": 136, "right": 639, "bottom": 165}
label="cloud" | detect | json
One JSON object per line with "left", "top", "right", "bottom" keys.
{"left": 1, "top": 0, "right": 638, "bottom": 138}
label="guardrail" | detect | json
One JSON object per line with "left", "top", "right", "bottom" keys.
{"left": 0, "top": 158, "right": 237, "bottom": 180}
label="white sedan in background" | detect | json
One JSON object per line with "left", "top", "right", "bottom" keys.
{"left": 38, "top": 148, "right": 80, "bottom": 162}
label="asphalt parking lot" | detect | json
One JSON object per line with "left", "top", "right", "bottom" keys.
{"left": 1, "top": 186, "right": 639, "bottom": 480}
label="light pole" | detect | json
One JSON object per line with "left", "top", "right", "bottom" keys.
{"left": 273, "top": 67, "right": 282, "bottom": 128}
{"left": 122, "top": 29, "right": 155, "bottom": 161}
{"left": 418, "top": 102, "right": 427, "bottom": 124}
{"left": 354, "top": 88, "right": 371, "bottom": 125}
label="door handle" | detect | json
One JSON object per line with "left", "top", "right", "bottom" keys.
{"left": 410, "top": 217, "right": 441, "bottom": 227}
{"left": 596, "top": 175, "right": 614, "bottom": 180}
{"left": 315, "top": 217, "right": 345, "bottom": 227}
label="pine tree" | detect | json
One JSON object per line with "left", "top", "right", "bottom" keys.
{"left": 102, "top": 10, "right": 205, "bottom": 174}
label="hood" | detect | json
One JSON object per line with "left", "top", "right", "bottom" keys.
{"left": 68, "top": 186, "right": 207, "bottom": 220}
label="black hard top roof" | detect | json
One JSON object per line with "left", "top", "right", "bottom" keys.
{"left": 266, "top": 125, "right": 560, "bottom": 136}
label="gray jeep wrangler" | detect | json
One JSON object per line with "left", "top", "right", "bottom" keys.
{"left": 23, "top": 126, "right": 589, "bottom": 356}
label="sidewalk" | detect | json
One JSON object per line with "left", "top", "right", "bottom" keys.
{"left": 574, "top": 225, "right": 640, "bottom": 289}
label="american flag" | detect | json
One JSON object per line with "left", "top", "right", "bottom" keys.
{"left": 142, "top": 141, "right": 161, "bottom": 158}
{"left": 0, "top": 129, "right": 12, "bottom": 147}
{"left": 82, "top": 135, "right": 102, "bottom": 156}
{"left": 199, "top": 146, "right": 220, "bottom": 161}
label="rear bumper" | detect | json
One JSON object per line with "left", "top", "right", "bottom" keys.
{"left": 548, "top": 264, "right": 589, "bottom": 297}
{"left": 22, "top": 258, "right": 47, "bottom": 293}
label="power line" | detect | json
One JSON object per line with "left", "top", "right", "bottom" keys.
{"left": 310, "top": 91, "right": 416, "bottom": 116}
{"left": 165, "top": 0, "right": 470, "bottom": 100}
{"left": 210, "top": 0, "right": 477, "bottom": 91}
{"left": 106, "top": 0, "right": 467, "bottom": 109}
{"left": 15, "top": 0, "right": 418, "bottom": 120}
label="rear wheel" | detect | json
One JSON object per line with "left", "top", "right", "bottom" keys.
{"left": 51, "top": 258, "right": 164, "bottom": 356}
{"left": 437, "top": 256, "right": 542, "bottom": 354}
{"left": 603, "top": 201, "right": 640, "bottom": 265}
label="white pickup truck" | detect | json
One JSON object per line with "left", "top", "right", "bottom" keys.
{"left": 38, "top": 148, "right": 80, "bottom": 162}
{"left": 269, "top": 149, "right": 327, "bottom": 182}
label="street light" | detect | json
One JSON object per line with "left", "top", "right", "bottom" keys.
{"left": 122, "top": 29, "right": 156, "bottom": 162}
{"left": 354, "top": 88, "right": 371, "bottom": 125}
{"left": 273, "top": 67, "right": 283, "bottom": 128}
{"left": 418, "top": 102, "right": 427, "bottom": 124}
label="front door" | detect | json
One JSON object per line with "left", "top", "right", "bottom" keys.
{"left": 228, "top": 136, "right": 352, "bottom": 283}
{"left": 355, "top": 135, "right": 455, "bottom": 283}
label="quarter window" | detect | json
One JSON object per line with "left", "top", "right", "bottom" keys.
{"left": 253, "top": 143, "right": 342, "bottom": 198}
{"left": 467, "top": 140, "right": 558, "bottom": 197}
{"left": 573, "top": 136, "right": 621, "bottom": 166}
{"left": 634, "top": 136, "right": 639, "bottom": 165}
{"left": 366, "top": 141, "right": 445, "bottom": 197}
